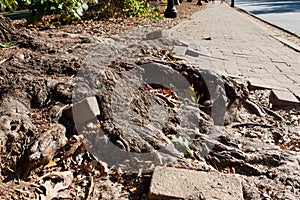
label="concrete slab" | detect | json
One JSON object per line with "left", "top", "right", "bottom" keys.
{"left": 271, "top": 89, "right": 300, "bottom": 106}
{"left": 149, "top": 167, "right": 243, "bottom": 200}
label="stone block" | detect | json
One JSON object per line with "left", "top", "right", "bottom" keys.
{"left": 146, "top": 30, "right": 168, "bottom": 40}
{"left": 248, "top": 78, "right": 273, "bottom": 90}
{"left": 271, "top": 89, "right": 300, "bottom": 107}
{"left": 172, "top": 45, "right": 187, "bottom": 56}
{"left": 63, "top": 96, "right": 100, "bottom": 124}
{"left": 248, "top": 77, "right": 285, "bottom": 90}
{"left": 149, "top": 167, "right": 243, "bottom": 200}
{"left": 185, "top": 48, "right": 200, "bottom": 57}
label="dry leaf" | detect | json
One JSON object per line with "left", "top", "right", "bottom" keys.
{"left": 279, "top": 144, "right": 287, "bottom": 150}
{"left": 45, "top": 160, "right": 56, "bottom": 168}
{"left": 38, "top": 171, "right": 73, "bottom": 200}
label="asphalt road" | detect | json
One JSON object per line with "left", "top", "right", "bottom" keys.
{"left": 234, "top": 0, "right": 300, "bottom": 36}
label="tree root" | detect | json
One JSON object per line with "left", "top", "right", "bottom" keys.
{"left": 244, "top": 99, "right": 265, "bottom": 117}
{"left": 232, "top": 122, "right": 273, "bottom": 129}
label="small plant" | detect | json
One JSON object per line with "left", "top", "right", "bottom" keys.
{"left": 123, "top": 0, "right": 161, "bottom": 18}
{"left": 26, "top": 0, "right": 89, "bottom": 25}
{"left": 59, "top": 0, "right": 89, "bottom": 21}
{"left": 184, "top": 84, "right": 204, "bottom": 103}
{"left": 171, "top": 135, "right": 194, "bottom": 159}
{"left": 0, "top": 41, "right": 17, "bottom": 48}
{"left": 0, "top": 0, "right": 30, "bottom": 12}
{"left": 0, "top": 0, "right": 17, "bottom": 12}
{"left": 287, "top": 114, "right": 299, "bottom": 124}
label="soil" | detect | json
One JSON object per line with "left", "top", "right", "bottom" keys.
{"left": 0, "top": 1, "right": 299, "bottom": 200}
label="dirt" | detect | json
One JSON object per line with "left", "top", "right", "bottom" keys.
{"left": 0, "top": 1, "right": 299, "bottom": 200}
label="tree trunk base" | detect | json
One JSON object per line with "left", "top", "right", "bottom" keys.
{"left": 0, "top": 15, "right": 17, "bottom": 43}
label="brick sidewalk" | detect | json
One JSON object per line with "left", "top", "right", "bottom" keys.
{"left": 172, "top": 2, "right": 300, "bottom": 105}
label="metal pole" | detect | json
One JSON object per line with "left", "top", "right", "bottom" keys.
{"left": 164, "top": 0, "right": 178, "bottom": 18}
{"left": 197, "top": 0, "right": 202, "bottom": 6}
{"left": 231, "top": 0, "right": 234, "bottom": 7}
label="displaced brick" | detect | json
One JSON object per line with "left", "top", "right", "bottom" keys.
{"left": 146, "top": 30, "right": 168, "bottom": 40}
{"left": 185, "top": 48, "right": 200, "bottom": 57}
{"left": 149, "top": 167, "right": 243, "bottom": 200}
{"left": 248, "top": 77, "right": 285, "bottom": 90}
{"left": 271, "top": 89, "right": 300, "bottom": 106}
{"left": 248, "top": 78, "right": 273, "bottom": 90}
{"left": 63, "top": 96, "right": 100, "bottom": 124}
{"left": 172, "top": 45, "right": 187, "bottom": 56}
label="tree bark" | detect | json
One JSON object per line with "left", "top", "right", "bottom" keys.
{"left": 0, "top": 15, "right": 17, "bottom": 43}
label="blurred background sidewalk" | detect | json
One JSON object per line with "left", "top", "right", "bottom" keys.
{"left": 172, "top": 1, "right": 300, "bottom": 105}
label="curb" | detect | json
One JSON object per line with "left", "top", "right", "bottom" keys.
{"left": 227, "top": 3, "right": 300, "bottom": 52}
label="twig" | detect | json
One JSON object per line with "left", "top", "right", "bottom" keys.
{"left": 0, "top": 58, "right": 7, "bottom": 65}
{"left": 55, "top": 104, "right": 71, "bottom": 118}
{"left": 14, "top": 189, "right": 31, "bottom": 199}
{"left": 244, "top": 99, "right": 265, "bottom": 117}
{"left": 14, "top": 189, "right": 31, "bottom": 196}
{"left": 37, "top": 171, "right": 72, "bottom": 182}
{"left": 87, "top": 176, "right": 94, "bottom": 200}
{"left": 232, "top": 122, "right": 273, "bottom": 128}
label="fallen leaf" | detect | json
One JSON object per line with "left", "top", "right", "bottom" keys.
{"left": 45, "top": 160, "right": 56, "bottom": 168}
{"left": 279, "top": 144, "right": 287, "bottom": 150}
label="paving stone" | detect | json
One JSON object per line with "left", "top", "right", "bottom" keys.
{"left": 248, "top": 77, "right": 273, "bottom": 90}
{"left": 275, "top": 63, "right": 295, "bottom": 74}
{"left": 248, "top": 77, "right": 284, "bottom": 90}
{"left": 185, "top": 48, "right": 200, "bottom": 57}
{"left": 149, "top": 167, "right": 243, "bottom": 200}
{"left": 146, "top": 30, "right": 168, "bottom": 40}
{"left": 286, "top": 74, "right": 300, "bottom": 84}
{"left": 224, "top": 60, "right": 238, "bottom": 68}
{"left": 239, "top": 67, "right": 270, "bottom": 78}
{"left": 272, "top": 74, "right": 295, "bottom": 84}
{"left": 264, "top": 64, "right": 282, "bottom": 74}
{"left": 258, "top": 55, "right": 271, "bottom": 63}
{"left": 172, "top": 45, "right": 187, "bottom": 56}
{"left": 270, "top": 56, "right": 285, "bottom": 63}
{"left": 235, "top": 56, "right": 250, "bottom": 67}
{"left": 226, "top": 67, "right": 241, "bottom": 76}
{"left": 271, "top": 89, "right": 300, "bottom": 106}
{"left": 63, "top": 96, "right": 100, "bottom": 124}
{"left": 288, "top": 86, "right": 300, "bottom": 99}
{"left": 171, "top": 2, "right": 300, "bottom": 98}
{"left": 247, "top": 55, "right": 260, "bottom": 63}
{"left": 213, "top": 50, "right": 227, "bottom": 59}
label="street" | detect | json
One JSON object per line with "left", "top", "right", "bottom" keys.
{"left": 234, "top": 0, "right": 300, "bottom": 36}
